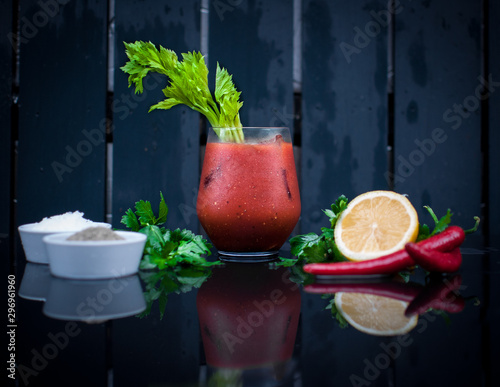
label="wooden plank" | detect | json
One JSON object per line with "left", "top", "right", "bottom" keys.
{"left": 207, "top": 0, "right": 295, "bottom": 244}
{"left": 15, "top": 2, "right": 108, "bottom": 383}
{"left": 300, "top": 1, "right": 390, "bottom": 384}
{"left": 1, "top": 0, "right": 13, "bottom": 273}
{"left": 394, "top": 0, "right": 482, "bottom": 226}
{"left": 393, "top": 0, "right": 483, "bottom": 382}
{"left": 488, "top": 0, "right": 500, "bottom": 240}
{"left": 301, "top": 0, "right": 389, "bottom": 234}
{"left": 209, "top": 0, "right": 294, "bottom": 131}
{"left": 112, "top": 1, "right": 201, "bottom": 383}
{"left": 16, "top": 0, "right": 107, "bottom": 227}
{"left": 112, "top": 0, "right": 201, "bottom": 231}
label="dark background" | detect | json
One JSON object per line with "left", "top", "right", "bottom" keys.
{"left": 2, "top": 0, "right": 499, "bottom": 266}
{"left": 1, "top": 1, "right": 499, "bottom": 386}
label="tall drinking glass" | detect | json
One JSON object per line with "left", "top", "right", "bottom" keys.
{"left": 196, "top": 127, "right": 301, "bottom": 258}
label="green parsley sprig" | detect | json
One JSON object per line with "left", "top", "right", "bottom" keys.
{"left": 121, "top": 41, "right": 244, "bottom": 142}
{"left": 120, "top": 192, "right": 218, "bottom": 270}
{"left": 289, "top": 195, "right": 349, "bottom": 264}
{"left": 121, "top": 192, "right": 220, "bottom": 318}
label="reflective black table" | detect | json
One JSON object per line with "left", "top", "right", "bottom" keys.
{"left": 11, "top": 234, "right": 500, "bottom": 387}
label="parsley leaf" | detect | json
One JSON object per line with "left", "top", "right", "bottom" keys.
{"left": 121, "top": 208, "right": 140, "bottom": 232}
{"left": 135, "top": 201, "right": 157, "bottom": 226}
{"left": 121, "top": 193, "right": 218, "bottom": 271}
{"left": 430, "top": 208, "right": 452, "bottom": 235}
{"left": 157, "top": 192, "right": 168, "bottom": 224}
{"left": 416, "top": 223, "right": 431, "bottom": 242}
{"left": 323, "top": 194, "right": 348, "bottom": 229}
{"left": 417, "top": 206, "right": 453, "bottom": 240}
{"left": 289, "top": 195, "right": 349, "bottom": 263}
{"left": 290, "top": 233, "right": 321, "bottom": 258}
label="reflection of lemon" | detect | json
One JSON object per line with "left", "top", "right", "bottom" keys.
{"left": 334, "top": 190, "right": 419, "bottom": 261}
{"left": 334, "top": 292, "right": 418, "bottom": 336}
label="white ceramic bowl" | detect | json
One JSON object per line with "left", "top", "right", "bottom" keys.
{"left": 43, "top": 231, "right": 147, "bottom": 279}
{"left": 19, "top": 263, "right": 52, "bottom": 301}
{"left": 18, "top": 222, "right": 111, "bottom": 264}
{"left": 43, "top": 275, "right": 146, "bottom": 322}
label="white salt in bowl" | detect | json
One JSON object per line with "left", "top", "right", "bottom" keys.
{"left": 43, "top": 231, "right": 146, "bottom": 280}
{"left": 18, "top": 221, "right": 111, "bottom": 264}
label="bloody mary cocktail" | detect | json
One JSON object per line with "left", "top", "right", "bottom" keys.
{"left": 196, "top": 127, "right": 301, "bottom": 255}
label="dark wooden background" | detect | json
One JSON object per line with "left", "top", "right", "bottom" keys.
{"left": 1, "top": 1, "right": 499, "bottom": 385}
{"left": 2, "top": 0, "right": 499, "bottom": 265}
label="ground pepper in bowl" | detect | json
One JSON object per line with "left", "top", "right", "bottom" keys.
{"left": 67, "top": 227, "right": 124, "bottom": 241}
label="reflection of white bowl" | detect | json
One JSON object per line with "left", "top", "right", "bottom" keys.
{"left": 43, "top": 275, "right": 146, "bottom": 322}
{"left": 19, "top": 263, "right": 52, "bottom": 301}
{"left": 43, "top": 231, "right": 146, "bottom": 279}
{"left": 18, "top": 222, "right": 111, "bottom": 264}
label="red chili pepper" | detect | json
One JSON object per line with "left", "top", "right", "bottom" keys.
{"left": 303, "top": 250, "right": 414, "bottom": 276}
{"left": 303, "top": 226, "right": 466, "bottom": 276}
{"left": 405, "top": 245, "right": 462, "bottom": 273}
{"left": 405, "top": 274, "right": 465, "bottom": 316}
{"left": 417, "top": 226, "right": 465, "bottom": 252}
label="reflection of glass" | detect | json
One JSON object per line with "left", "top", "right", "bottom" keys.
{"left": 197, "top": 127, "right": 301, "bottom": 257}
{"left": 197, "top": 262, "right": 301, "bottom": 384}
{"left": 42, "top": 275, "right": 146, "bottom": 323}
{"left": 19, "top": 263, "right": 51, "bottom": 301}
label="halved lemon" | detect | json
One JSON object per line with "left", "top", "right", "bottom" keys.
{"left": 334, "top": 292, "right": 418, "bottom": 336}
{"left": 334, "top": 190, "right": 419, "bottom": 261}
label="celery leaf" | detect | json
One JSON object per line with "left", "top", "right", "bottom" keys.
{"left": 121, "top": 41, "right": 244, "bottom": 140}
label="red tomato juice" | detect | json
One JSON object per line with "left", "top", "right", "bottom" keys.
{"left": 196, "top": 138, "right": 301, "bottom": 253}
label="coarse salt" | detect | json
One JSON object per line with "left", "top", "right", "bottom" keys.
{"left": 30, "top": 211, "right": 100, "bottom": 232}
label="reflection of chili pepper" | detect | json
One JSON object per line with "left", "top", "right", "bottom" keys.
{"left": 405, "top": 245, "right": 462, "bottom": 273}
{"left": 303, "top": 226, "right": 467, "bottom": 276}
{"left": 405, "top": 275, "right": 465, "bottom": 316}
{"left": 304, "top": 281, "right": 422, "bottom": 302}
{"left": 306, "top": 275, "right": 466, "bottom": 317}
